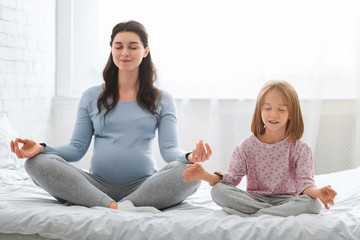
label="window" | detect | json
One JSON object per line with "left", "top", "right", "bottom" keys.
{"left": 59, "top": 0, "right": 359, "bottom": 99}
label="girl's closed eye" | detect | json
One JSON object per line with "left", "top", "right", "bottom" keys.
{"left": 264, "top": 105, "right": 272, "bottom": 111}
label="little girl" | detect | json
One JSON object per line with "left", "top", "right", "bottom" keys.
{"left": 183, "top": 80, "right": 337, "bottom": 217}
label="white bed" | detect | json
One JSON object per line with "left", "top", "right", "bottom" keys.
{"left": 1, "top": 164, "right": 360, "bottom": 240}
{"left": 1, "top": 116, "right": 360, "bottom": 240}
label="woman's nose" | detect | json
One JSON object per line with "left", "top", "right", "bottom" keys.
{"left": 121, "top": 51, "right": 129, "bottom": 57}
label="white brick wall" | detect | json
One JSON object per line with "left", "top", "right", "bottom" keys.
{"left": 0, "top": 0, "right": 56, "bottom": 142}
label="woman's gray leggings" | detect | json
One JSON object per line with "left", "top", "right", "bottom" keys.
{"left": 24, "top": 154, "right": 200, "bottom": 210}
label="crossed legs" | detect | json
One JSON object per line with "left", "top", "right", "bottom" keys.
{"left": 211, "top": 182, "right": 322, "bottom": 217}
{"left": 25, "top": 154, "right": 201, "bottom": 210}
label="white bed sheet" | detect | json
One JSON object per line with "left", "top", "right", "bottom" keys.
{"left": 1, "top": 166, "right": 360, "bottom": 240}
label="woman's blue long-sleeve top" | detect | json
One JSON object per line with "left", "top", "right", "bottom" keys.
{"left": 43, "top": 85, "right": 189, "bottom": 184}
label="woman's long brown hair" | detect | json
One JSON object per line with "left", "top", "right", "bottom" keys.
{"left": 97, "top": 21, "right": 161, "bottom": 120}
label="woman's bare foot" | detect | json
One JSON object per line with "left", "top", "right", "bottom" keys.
{"left": 109, "top": 201, "right": 118, "bottom": 209}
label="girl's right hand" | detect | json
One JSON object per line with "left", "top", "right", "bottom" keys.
{"left": 10, "top": 138, "right": 45, "bottom": 159}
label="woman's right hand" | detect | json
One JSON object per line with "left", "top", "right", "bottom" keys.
{"left": 10, "top": 138, "right": 45, "bottom": 159}
{"left": 187, "top": 140, "right": 212, "bottom": 163}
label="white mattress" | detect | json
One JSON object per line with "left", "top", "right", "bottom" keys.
{"left": 1, "top": 166, "right": 360, "bottom": 240}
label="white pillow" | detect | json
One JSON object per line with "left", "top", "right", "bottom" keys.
{"left": 0, "top": 113, "right": 22, "bottom": 169}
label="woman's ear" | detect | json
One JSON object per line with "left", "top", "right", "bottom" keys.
{"left": 144, "top": 46, "right": 150, "bottom": 58}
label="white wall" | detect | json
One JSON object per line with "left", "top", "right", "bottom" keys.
{"left": 0, "top": 0, "right": 55, "bottom": 141}
{"left": 0, "top": 0, "right": 56, "bottom": 142}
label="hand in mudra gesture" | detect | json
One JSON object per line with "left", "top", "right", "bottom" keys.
{"left": 10, "top": 138, "right": 44, "bottom": 159}
{"left": 318, "top": 185, "right": 337, "bottom": 209}
{"left": 187, "top": 140, "right": 212, "bottom": 163}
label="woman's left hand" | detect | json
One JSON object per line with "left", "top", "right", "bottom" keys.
{"left": 187, "top": 140, "right": 212, "bottom": 163}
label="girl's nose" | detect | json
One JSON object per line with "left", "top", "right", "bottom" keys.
{"left": 271, "top": 111, "right": 278, "bottom": 117}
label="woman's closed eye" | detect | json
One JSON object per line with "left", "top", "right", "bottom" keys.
{"left": 115, "top": 46, "right": 137, "bottom": 50}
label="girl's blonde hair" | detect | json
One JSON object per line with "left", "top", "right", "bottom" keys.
{"left": 251, "top": 80, "right": 304, "bottom": 143}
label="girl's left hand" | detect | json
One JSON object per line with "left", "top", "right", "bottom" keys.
{"left": 318, "top": 185, "right": 337, "bottom": 209}
{"left": 187, "top": 140, "right": 212, "bottom": 163}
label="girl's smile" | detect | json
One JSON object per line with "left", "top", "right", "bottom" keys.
{"left": 268, "top": 120, "right": 280, "bottom": 124}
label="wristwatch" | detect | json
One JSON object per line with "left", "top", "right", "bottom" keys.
{"left": 39, "top": 143, "right": 46, "bottom": 148}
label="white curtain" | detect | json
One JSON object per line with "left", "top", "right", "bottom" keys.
{"left": 67, "top": 0, "right": 360, "bottom": 174}
{"left": 96, "top": 0, "right": 357, "bottom": 98}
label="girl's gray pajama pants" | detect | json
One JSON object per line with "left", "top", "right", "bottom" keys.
{"left": 211, "top": 182, "right": 322, "bottom": 217}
